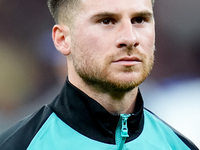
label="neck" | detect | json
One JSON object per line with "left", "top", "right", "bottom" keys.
{"left": 68, "top": 72, "right": 138, "bottom": 115}
{"left": 91, "top": 88, "right": 138, "bottom": 115}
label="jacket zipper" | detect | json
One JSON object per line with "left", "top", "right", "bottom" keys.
{"left": 115, "top": 114, "right": 131, "bottom": 150}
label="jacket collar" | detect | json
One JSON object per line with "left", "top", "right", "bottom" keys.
{"left": 49, "top": 78, "right": 144, "bottom": 144}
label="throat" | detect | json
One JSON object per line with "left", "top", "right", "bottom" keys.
{"left": 90, "top": 88, "right": 138, "bottom": 115}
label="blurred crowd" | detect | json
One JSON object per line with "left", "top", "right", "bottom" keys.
{"left": 0, "top": 0, "right": 200, "bottom": 148}
{"left": 0, "top": 0, "right": 67, "bottom": 132}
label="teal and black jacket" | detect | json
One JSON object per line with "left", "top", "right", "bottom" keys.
{"left": 0, "top": 79, "right": 198, "bottom": 150}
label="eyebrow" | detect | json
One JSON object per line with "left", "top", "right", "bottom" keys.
{"left": 91, "top": 11, "right": 153, "bottom": 20}
{"left": 134, "top": 11, "right": 153, "bottom": 18}
{"left": 91, "top": 12, "right": 119, "bottom": 20}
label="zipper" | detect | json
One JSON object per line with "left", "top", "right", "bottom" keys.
{"left": 115, "top": 114, "right": 131, "bottom": 150}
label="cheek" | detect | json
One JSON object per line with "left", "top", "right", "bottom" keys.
{"left": 141, "top": 30, "right": 155, "bottom": 52}
{"left": 71, "top": 32, "right": 102, "bottom": 64}
{"left": 81, "top": 33, "right": 110, "bottom": 58}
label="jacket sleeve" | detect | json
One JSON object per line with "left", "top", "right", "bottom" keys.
{"left": 0, "top": 105, "right": 53, "bottom": 150}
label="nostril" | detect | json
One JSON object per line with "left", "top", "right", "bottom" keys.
{"left": 134, "top": 42, "right": 139, "bottom": 47}
{"left": 116, "top": 35, "right": 139, "bottom": 48}
{"left": 119, "top": 44, "right": 127, "bottom": 48}
{"left": 118, "top": 42, "right": 139, "bottom": 48}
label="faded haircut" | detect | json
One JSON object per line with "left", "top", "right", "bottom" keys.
{"left": 47, "top": 0, "right": 80, "bottom": 24}
{"left": 47, "top": 0, "right": 155, "bottom": 24}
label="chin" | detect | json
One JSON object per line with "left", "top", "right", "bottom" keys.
{"left": 103, "top": 77, "right": 143, "bottom": 92}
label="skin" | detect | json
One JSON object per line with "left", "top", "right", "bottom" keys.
{"left": 53, "top": 0, "right": 155, "bottom": 115}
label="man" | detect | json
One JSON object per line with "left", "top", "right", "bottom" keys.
{"left": 0, "top": 0, "right": 198, "bottom": 149}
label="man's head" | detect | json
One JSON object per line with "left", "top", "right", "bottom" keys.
{"left": 49, "top": 0, "right": 155, "bottom": 92}
{"left": 47, "top": 0, "right": 155, "bottom": 25}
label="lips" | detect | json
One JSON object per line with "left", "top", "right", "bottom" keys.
{"left": 117, "top": 56, "right": 141, "bottom": 61}
{"left": 113, "top": 56, "right": 142, "bottom": 66}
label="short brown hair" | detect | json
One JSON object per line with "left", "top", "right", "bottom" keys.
{"left": 47, "top": 0, "right": 155, "bottom": 24}
{"left": 47, "top": 0, "right": 80, "bottom": 24}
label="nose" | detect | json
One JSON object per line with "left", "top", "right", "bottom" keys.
{"left": 115, "top": 21, "right": 139, "bottom": 49}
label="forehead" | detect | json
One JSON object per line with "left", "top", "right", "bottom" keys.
{"left": 79, "top": 0, "right": 153, "bottom": 15}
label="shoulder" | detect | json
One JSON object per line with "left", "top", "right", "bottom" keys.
{"left": 143, "top": 108, "right": 199, "bottom": 150}
{"left": 0, "top": 105, "right": 53, "bottom": 150}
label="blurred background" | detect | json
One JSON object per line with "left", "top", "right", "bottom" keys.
{"left": 0, "top": 0, "right": 199, "bottom": 148}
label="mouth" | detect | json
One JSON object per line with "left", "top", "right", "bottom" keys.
{"left": 113, "top": 56, "right": 142, "bottom": 67}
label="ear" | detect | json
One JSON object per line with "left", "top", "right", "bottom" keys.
{"left": 52, "top": 25, "right": 71, "bottom": 56}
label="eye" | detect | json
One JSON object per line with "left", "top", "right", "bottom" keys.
{"left": 131, "top": 17, "right": 146, "bottom": 24}
{"left": 100, "top": 18, "right": 116, "bottom": 25}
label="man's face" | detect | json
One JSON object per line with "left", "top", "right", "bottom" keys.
{"left": 69, "top": 0, "right": 155, "bottom": 91}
